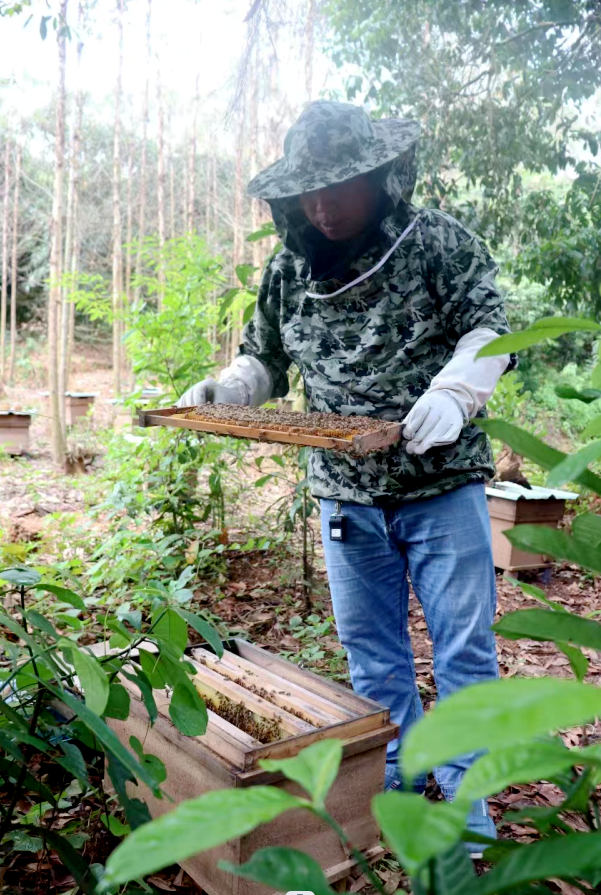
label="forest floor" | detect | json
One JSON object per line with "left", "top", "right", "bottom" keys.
{"left": 2, "top": 343, "right": 601, "bottom": 895}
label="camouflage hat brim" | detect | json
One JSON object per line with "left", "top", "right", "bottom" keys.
{"left": 248, "top": 117, "right": 420, "bottom": 200}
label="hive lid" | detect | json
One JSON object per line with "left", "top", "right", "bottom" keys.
{"left": 486, "top": 482, "right": 579, "bottom": 501}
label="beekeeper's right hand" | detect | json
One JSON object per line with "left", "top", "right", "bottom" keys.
{"left": 176, "top": 355, "right": 273, "bottom": 408}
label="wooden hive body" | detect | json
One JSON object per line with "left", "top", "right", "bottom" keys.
{"left": 109, "top": 639, "right": 398, "bottom": 895}
{"left": 0, "top": 411, "right": 32, "bottom": 454}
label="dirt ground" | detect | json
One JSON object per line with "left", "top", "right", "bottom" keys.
{"left": 2, "top": 344, "right": 600, "bottom": 895}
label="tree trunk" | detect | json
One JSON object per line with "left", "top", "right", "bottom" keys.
{"left": 156, "top": 61, "right": 166, "bottom": 311}
{"left": 0, "top": 137, "right": 10, "bottom": 384}
{"left": 111, "top": 0, "right": 124, "bottom": 395}
{"left": 305, "top": 0, "right": 315, "bottom": 99}
{"left": 48, "top": 0, "right": 68, "bottom": 464}
{"left": 7, "top": 142, "right": 22, "bottom": 384}
{"left": 66, "top": 41, "right": 85, "bottom": 387}
{"left": 229, "top": 110, "right": 246, "bottom": 364}
{"left": 186, "top": 75, "right": 199, "bottom": 233}
{"left": 134, "top": 0, "right": 151, "bottom": 303}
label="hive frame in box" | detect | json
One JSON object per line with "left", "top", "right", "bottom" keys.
{"left": 107, "top": 638, "right": 398, "bottom": 895}
{"left": 138, "top": 405, "right": 403, "bottom": 454}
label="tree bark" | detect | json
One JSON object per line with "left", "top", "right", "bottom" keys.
{"left": 7, "top": 142, "right": 22, "bottom": 383}
{"left": 0, "top": 137, "right": 10, "bottom": 384}
{"left": 186, "top": 75, "right": 199, "bottom": 233}
{"left": 156, "top": 60, "right": 166, "bottom": 311}
{"left": 48, "top": 0, "right": 68, "bottom": 463}
{"left": 134, "top": 0, "right": 151, "bottom": 303}
{"left": 111, "top": 0, "right": 124, "bottom": 395}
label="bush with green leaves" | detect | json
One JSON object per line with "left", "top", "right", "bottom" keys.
{"left": 0, "top": 564, "right": 222, "bottom": 893}
{"left": 97, "top": 315, "right": 601, "bottom": 895}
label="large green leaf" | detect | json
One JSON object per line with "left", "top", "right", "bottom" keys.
{"left": 168, "top": 680, "right": 208, "bottom": 735}
{"left": 62, "top": 643, "right": 110, "bottom": 716}
{"left": 372, "top": 792, "right": 467, "bottom": 876}
{"left": 572, "top": 512, "right": 601, "bottom": 547}
{"left": 0, "top": 566, "right": 41, "bottom": 587}
{"left": 505, "top": 525, "right": 601, "bottom": 575}
{"left": 456, "top": 741, "right": 594, "bottom": 802}
{"left": 467, "top": 832, "right": 601, "bottom": 894}
{"left": 493, "top": 608, "right": 601, "bottom": 651}
{"left": 152, "top": 608, "right": 188, "bottom": 657}
{"left": 403, "top": 677, "right": 601, "bottom": 780}
{"left": 101, "top": 787, "right": 308, "bottom": 887}
{"left": 31, "top": 583, "right": 85, "bottom": 609}
{"left": 176, "top": 608, "right": 223, "bottom": 657}
{"left": 546, "top": 440, "right": 601, "bottom": 488}
{"left": 477, "top": 317, "right": 601, "bottom": 357}
{"left": 259, "top": 739, "right": 342, "bottom": 807}
{"left": 421, "top": 843, "right": 476, "bottom": 895}
{"left": 554, "top": 384, "right": 601, "bottom": 403}
{"left": 104, "top": 682, "right": 131, "bottom": 720}
{"left": 475, "top": 418, "right": 601, "bottom": 493}
{"left": 219, "top": 847, "right": 336, "bottom": 894}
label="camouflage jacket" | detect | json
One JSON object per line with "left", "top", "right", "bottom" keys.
{"left": 240, "top": 202, "right": 511, "bottom": 505}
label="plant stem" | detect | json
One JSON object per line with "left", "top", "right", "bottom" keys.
{"left": 313, "top": 807, "right": 387, "bottom": 894}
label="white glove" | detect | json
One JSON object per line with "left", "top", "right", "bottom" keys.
{"left": 403, "top": 391, "right": 465, "bottom": 455}
{"left": 402, "top": 327, "right": 511, "bottom": 455}
{"left": 176, "top": 355, "right": 273, "bottom": 408}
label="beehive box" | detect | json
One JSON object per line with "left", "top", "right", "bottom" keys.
{"left": 138, "top": 404, "right": 402, "bottom": 454}
{"left": 109, "top": 639, "right": 398, "bottom": 895}
{"left": 0, "top": 411, "right": 32, "bottom": 454}
{"left": 486, "top": 483, "right": 578, "bottom": 571}
{"left": 65, "top": 392, "right": 96, "bottom": 426}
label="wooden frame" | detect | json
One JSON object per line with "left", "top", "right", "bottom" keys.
{"left": 138, "top": 405, "right": 402, "bottom": 454}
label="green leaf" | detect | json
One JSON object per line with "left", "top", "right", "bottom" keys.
{"left": 475, "top": 418, "right": 601, "bottom": 493}
{"left": 506, "top": 525, "right": 601, "bottom": 574}
{"left": 138, "top": 648, "right": 167, "bottom": 688}
{"left": 219, "top": 847, "right": 336, "bottom": 894}
{"left": 121, "top": 668, "right": 158, "bottom": 725}
{"left": 176, "top": 609, "right": 223, "bottom": 657}
{"left": 546, "top": 439, "right": 601, "bottom": 487}
{"left": 0, "top": 566, "right": 41, "bottom": 587}
{"left": 169, "top": 680, "right": 208, "bottom": 735}
{"left": 492, "top": 608, "right": 601, "bottom": 651}
{"left": 235, "top": 263, "right": 256, "bottom": 287}
{"left": 554, "top": 385, "right": 601, "bottom": 403}
{"left": 571, "top": 512, "right": 601, "bottom": 550}
{"left": 372, "top": 792, "right": 467, "bottom": 875}
{"left": 582, "top": 414, "right": 601, "bottom": 439}
{"left": 104, "top": 682, "right": 131, "bottom": 720}
{"left": 468, "top": 832, "right": 601, "bottom": 894}
{"left": 102, "top": 787, "right": 307, "bottom": 886}
{"left": 504, "top": 576, "right": 567, "bottom": 612}
{"left": 423, "top": 843, "right": 476, "bottom": 895}
{"left": 64, "top": 644, "right": 110, "bottom": 715}
{"left": 246, "top": 221, "right": 276, "bottom": 242}
{"left": 557, "top": 642, "right": 589, "bottom": 681}
{"left": 46, "top": 685, "right": 158, "bottom": 792}
{"left": 402, "top": 677, "right": 601, "bottom": 780}
{"left": 100, "top": 814, "right": 131, "bottom": 837}
{"left": 26, "top": 609, "right": 59, "bottom": 638}
{"left": 259, "top": 739, "right": 343, "bottom": 806}
{"left": 129, "top": 734, "right": 167, "bottom": 786}
{"left": 477, "top": 317, "right": 601, "bottom": 357}
{"left": 456, "top": 741, "right": 584, "bottom": 802}
{"left": 58, "top": 741, "right": 90, "bottom": 786}
{"left": 32, "top": 583, "right": 85, "bottom": 609}
{"left": 152, "top": 608, "right": 188, "bottom": 656}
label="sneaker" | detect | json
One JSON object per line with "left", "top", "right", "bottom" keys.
{"left": 464, "top": 798, "right": 496, "bottom": 859}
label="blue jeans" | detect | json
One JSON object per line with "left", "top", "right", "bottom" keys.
{"left": 320, "top": 482, "right": 498, "bottom": 799}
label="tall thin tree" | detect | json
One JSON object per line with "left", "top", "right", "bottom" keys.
{"left": 111, "top": 0, "right": 124, "bottom": 394}
{"left": 0, "top": 137, "right": 10, "bottom": 384}
{"left": 134, "top": 0, "right": 152, "bottom": 304}
{"left": 7, "top": 141, "right": 22, "bottom": 383}
{"left": 48, "top": 0, "right": 69, "bottom": 463}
